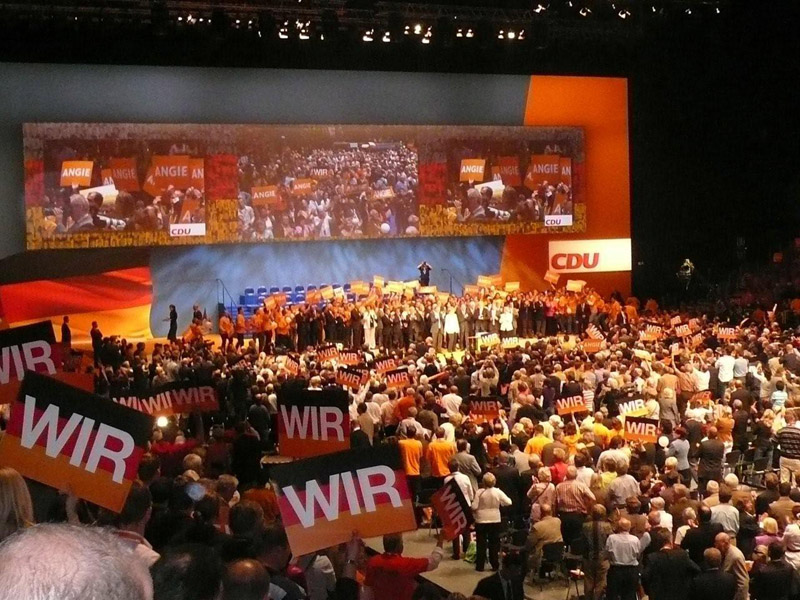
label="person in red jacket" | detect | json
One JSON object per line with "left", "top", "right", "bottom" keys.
{"left": 362, "top": 532, "right": 445, "bottom": 600}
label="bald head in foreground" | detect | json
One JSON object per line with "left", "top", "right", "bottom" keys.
{"left": 0, "top": 523, "right": 153, "bottom": 600}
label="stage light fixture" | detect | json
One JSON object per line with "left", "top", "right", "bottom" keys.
{"left": 279, "top": 20, "right": 290, "bottom": 39}
{"left": 518, "top": 28, "right": 525, "bottom": 40}
{"left": 579, "top": 7, "right": 591, "bottom": 16}
{"left": 413, "top": 23, "right": 422, "bottom": 35}
{"left": 508, "top": 29, "right": 516, "bottom": 39}
{"left": 618, "top": 9, "right": 630, "bottom": 18}
{"left": 297, "top": 20, "right": 311, "bottom": 40}
{"left": 382, "top": 30, "right": 390, "bottom": 42}
{"left": 497, "top": 29, "right": 505, "bottom": 39}
{"left": 363, "top": 28, "right": 374, "bottom": 41}
{"left": 456, "top": 27, "right": 464, "bottom": 37}
{"left": 534, "top": 4, "right": 547, "bottom": 13}
{"left": 466, "top": 28, "right": 474, "bottom": 38}
{"left": 422, "top": 27, "right": 432, "bottom": 43}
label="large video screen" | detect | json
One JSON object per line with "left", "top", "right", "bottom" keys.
{"left": 24, "top": 123, "right": 584, "bottom": 250}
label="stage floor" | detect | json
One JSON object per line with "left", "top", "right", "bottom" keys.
{"left": 366, "top": 528, "right": 578, "bottom": 600}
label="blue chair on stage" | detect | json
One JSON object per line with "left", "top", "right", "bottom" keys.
{"left": 346, "top": 293, "right": 355, "bottom": 303}
{"left": 281, "top": 286, "right": 292, "bottom": 294}
{"left": 256, "top": 286, "right": 267, "bottom": 296}
{"left": 245, "top": 294, "right": 259, "bottom": 307}
{"left": 239, "top": 295, "right": 247, "bottom": 306}
{"left": 294, "top": 285, "right": 305, "bottom": 295}
{"left": 244, "top": 287, "right": 255, "bottom": 296}
{"left": 307, "top": 284, "right": 317, "bottom": 292}
{"left": 269, "top": 286, "right": 280, "bottom": 295}
{"left": 343, "top": 283, "right": 351, "bottom": 292}
{"left": 295, "top": 292, "right": 306, "bottom": 304}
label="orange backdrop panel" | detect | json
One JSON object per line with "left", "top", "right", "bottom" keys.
{"left": 501, "top": 76, "right": 631, "bottom": 296}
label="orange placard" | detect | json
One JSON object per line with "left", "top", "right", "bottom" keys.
{"left": 277, "top": 389, "right": 350, "bottom": 458}
{"left": 582, "top": 339, "right": 603, "bottom": 353}
{"left": 189, "top": 158, "right": 204, "bottom": 190}
{"left": 251, "top": 186, "right": 284, "bottom": 209}
{"left": 493, "top": 156, "right": 521, "bottom": 187}
{"left": 109, "top": 157, "right": 140, "bottom": 192}
{"left": 292, "top": 178, "right": 314, "bottom": 195}
{"left": 504, "top": 281, "right": 520, "bottom": 292}
{"left": 151, "top": 155, "right": 191, "bottom": 189}
{"left": 556, "top": 394, "right": 589, "bottom": 415}
{"left": 559, "top": 157, "right": 573, "bottom": 188}
{"left": 624, "top": 417, "right": 659, "bottom": 444}
{"left": 463, "top": 284, "right": 479, "bottom": 296}
{"left": 544, "top": 270, "right": 560, "bottom": 285}
{"left": 59, "top": 161, "right": 93, "bottom": 187}
{"left": 100, "top": 169, "right": 114, "bottom": 186}
{"left": 142, "top": 165, "right": 160, "bottom": 197}
{"left": 459, "top": 159, "right": 486, "bottom": 183}
{"left": 524, "top": 155, "right": 561, "bottom": 190}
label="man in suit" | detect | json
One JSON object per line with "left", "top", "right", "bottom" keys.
{"left": 643, "top": 534, "right": 700, "bottom": 600}
{"left": 473, "top": 551, "right": 525, "bottom": 600}
{"left": 492, "top": 452, "right": 523, "bottom": 526}
{"left": 452, "top": 439, "right": 482, "bottom": 491}
{"left": 525, "top": 504, "right": 562, "bottom": 579}
{"left": 768, "top": 481, "right": 796, "bottom": 529}
{"left": 681, "top": 505, "right": 723, "bottom": 567}
{"left": 750, "top": 542, "right": 795, "bottom": 600}
{"left": 698, "top": 427, "right": 725, "bottom": 495}
{"left": 715, "top": 533, "right": 749, "bottom": 600}
{"left": 689, "top": 548, "right": 736, "bottom": 600}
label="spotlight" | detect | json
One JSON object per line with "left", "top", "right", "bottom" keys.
{"left": 466, "top": 28, "right": 474, "bottom": 38}
{"left": 508, "top": 29, "right": 516, "bottom": 39}
{"left": 404, "top": 25, "right": 410, "bottom": 35}
{"left": 362, "top": 28, "right": 374, "bottom": 42}
{"left": 579, "top": 7, "right": 591, "bottom": 16}
{"left": 413, "top": 23, "right": 422, "bottom": 35}
{"left": 297, "top": 20, "right": 311, "bottom": 40}
{"left": 456, "top": 27, "right": 464, "bottom": 37}
{"left": 156, "top": 416, "right": 169, "bottom": 428}
{"left": 685, "top": 8, "right": 692, "bottom": 14}
{"left": 518, "top": 28, "right": 525, "bottom": 40}
{"left": 534, "top": 4, "right": 547, "bottom": 13}
{"left": 497, "top": 29, "right": 505, "bottom": 39}
{"left": 618, "top": 9, "right": 630, "bottom": 18}
{"left": 421, "top": 27, "right": 432, "bottom": 43}
{"left": 279, "top": 20, "right": 290, "bottom": 39}
{"left": 382, "top": 30, "right": 391, "bottom": 42}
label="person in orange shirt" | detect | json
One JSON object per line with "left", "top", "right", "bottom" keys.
{"left": 260, "top": 311, "right": 275, "bottom": 354}
{"left": 524, "top": 424, "right": 549, "bottom": 456}
{"left": 394, "top": 392, "right": 417, "bottom": 422}
{"left": 275, "top": 310, "right": 291, "bottom": 349}
{"left": 219, "top": 312, "right": 233, "bottom": 353}
{"left": 234, "top": 307, "right": 246, "bottom": 349}
{"left": 484, "top": 423, "right": 508, "bottom": 462}
{"left": 398, "top": 426, "right": 424, "bottom": 525}
{"left": 426, "top": 428, "right": 456, "bottom": 485}
{"left": 250, "top": 308, "right": 264, "bottom": 351}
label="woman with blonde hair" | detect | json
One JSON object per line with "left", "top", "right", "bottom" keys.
{"left": 527, "top": 466, "right": 556, "bottom": 523}
{"left": 0, "top": 467, "right": 34, "bottom": 542}
{"left": 471, "top": 472, "right": 512, "bottom": 572}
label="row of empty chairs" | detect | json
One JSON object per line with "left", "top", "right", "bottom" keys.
{"left": 238, "top": 282, "right": 358, "bottom": 310}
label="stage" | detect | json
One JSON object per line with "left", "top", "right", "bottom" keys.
{"left": 366, "top": 528, "right": 577, "bottom": 600}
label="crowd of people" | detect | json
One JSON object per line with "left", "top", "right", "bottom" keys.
{"left": 451, "top": 180, "right": 572, "bottom": 224}
{"left": 7, "top": 281, "right": 800, "bottom": 600}
{"left": 236, "top": 144, "right": 419, "bottom": 241}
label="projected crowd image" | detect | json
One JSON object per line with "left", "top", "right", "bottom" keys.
{"left": 24, "top": 123, "right": 584, "bottom": 250}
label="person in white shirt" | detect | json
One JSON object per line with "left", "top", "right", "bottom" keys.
{"left": 444, "top": 308, "right": 461, "bottom": 351}
{"left": 440, "top": 413, "right": 461, "bottom": 444}
{"left": 471, "top": 473, "right": 512, "bottom": 572}
{"left": 715, "top": 348, "right": 736, "bottom": 395}
{"left": 441, "top": 386, "right": 463, "bottom": 417}
{"left": 649, "top": 496, "right": 673, "bottom": 533}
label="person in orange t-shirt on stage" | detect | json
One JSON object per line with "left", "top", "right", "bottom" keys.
{"left": 219, "top": 311, "right": 233, "bottom": 353}
{"left": 234, "top": 307, "right": 246, "bottom": 349}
